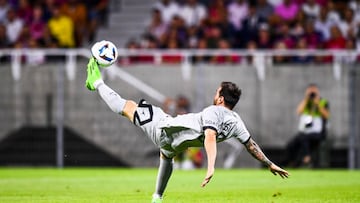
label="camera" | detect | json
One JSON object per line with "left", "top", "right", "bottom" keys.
{"left": 305, "top": 120, "right": 313, "bottom": 128}
{"left": 309, "top": 92, "right": 317, "bottom": 100}
{"left": 303, "top": 115, "right": 313, "bottom": 128}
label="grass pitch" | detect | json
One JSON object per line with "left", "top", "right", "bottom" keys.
{"left": 0, "top": 168, "right": 359, "bottom": 203}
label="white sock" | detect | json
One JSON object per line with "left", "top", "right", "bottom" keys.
{"left": 95, "top": 80, "right": 126, "bottom": 114}
{"left": 152, "top": 194, "right": 162, "bottom": 199}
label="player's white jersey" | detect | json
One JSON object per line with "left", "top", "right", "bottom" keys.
{"left": 134, "top": 102, "right": 251, "bottom": 157}
{"left": 158, "top": 105, "right": 251, "bottom": 154}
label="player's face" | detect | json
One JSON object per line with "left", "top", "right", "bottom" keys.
{"left": 213, "top": 87, "right": 221, "bottom": 105}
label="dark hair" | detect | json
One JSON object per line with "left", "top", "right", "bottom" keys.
{"left": 219, "top": 81, "right": 241, "bottom": 109}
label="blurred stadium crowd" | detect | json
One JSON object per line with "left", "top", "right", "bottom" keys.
{"left": 1, "top": 0, "right": 359, "bottom": 64}
{"left": 124, "top": 0, "right": 360, "bottom": 64}
{"left": 0, "top": 0, "right": 109, "bottom": 49}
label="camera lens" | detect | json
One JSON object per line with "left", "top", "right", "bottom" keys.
{"left": 309, "top": 92, "right": 316, "bottom": 99}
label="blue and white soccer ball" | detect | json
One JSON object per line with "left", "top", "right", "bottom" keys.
{"left": 91, "top": 40, "right": 118, "bottom": 68}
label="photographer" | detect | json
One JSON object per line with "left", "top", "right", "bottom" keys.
{"left": 283, "top": 84, "right": 330, "bottom": 167}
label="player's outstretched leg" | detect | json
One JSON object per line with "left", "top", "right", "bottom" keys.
{"left": 85, "top": 57, "right": 137, "bottom": 121}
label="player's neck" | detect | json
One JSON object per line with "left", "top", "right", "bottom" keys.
{"left": 215, "top": 103, "right": 231, "bottom": 110}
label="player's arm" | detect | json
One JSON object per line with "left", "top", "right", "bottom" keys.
{"left": 244, "top": 138, "right": 289, "bottom": 178}
{"left": 313, "top": 96, "right": 330, "bottom": 119}
{"left": 201, "top": 128, "right": 217, "bottom": 187}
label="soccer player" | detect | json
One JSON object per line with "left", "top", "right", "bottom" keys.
{"left": 85, "top": 58, "right": 289, "bottom": 203}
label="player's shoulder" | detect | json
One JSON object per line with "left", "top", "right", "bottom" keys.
{"left": 202, "top": 105, "right": 238, "bottom": 117}
{"left": 203, "top": 105, "right": 218, "bottom": 111}
{"left": 202, "top": 105, "right": 226, "bottom": 113}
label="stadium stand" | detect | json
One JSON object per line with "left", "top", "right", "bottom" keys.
{"left": 1, "top": 0, "right": 358, "bottom": 63}
{"left": 114, "top": 0, "right": 360, "bottom": 64}
{"left": 0, "top": 0, "right": 110, "bottom": 48}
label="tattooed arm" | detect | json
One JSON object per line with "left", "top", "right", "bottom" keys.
{"left": 244, "top": 138, "right": 289, "bottom": 178}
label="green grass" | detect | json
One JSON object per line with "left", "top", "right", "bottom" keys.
{"left": 0, "top": 168, "right": 359, "bottom": 203}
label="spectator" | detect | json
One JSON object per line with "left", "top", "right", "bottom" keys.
{"left": 154, "top": 0, "right": 180, "bottom": 25}
{"left": 314, "top": 7, "right": 334, "bottom": 41}
{"left": 256, "top": 23, "right": 273, "bottom": 48}
{"left": 338, "top": 8, "right": 359, "bottom": 39}
{"left": 341, "top": 39, "right": 358, "bottom": 63}
{"left": 303, "top": 20, "right": 323, "bottom": 49}
{"left": 245, "top": 40, "right": 257, "bottom": 63}
{"left": 223, "top": 138, "right": 244, "bottom": 169}
{"left": 47, "top": 6, "right": 75, "bottom": 47}
{"left": 256, "top": 0, "right": 275, "bottom": 20}
{"left": 179, "top": 0, "right": 207, "bottom": 27}
{"left": 291, "top": 18, "right": 306, "bottom": 38}
{"left": 275, "top": 23, "right": 296, "bottom": 49}
{"left": 17, "top": 0, "right": 33, "bottom": 25}
{"left": 0, "top": 0, "right": 9, "bottom": 23}
{"left": 14, "top": 24, "right": 31, "bottom": 48}
{"left": 349, "top": 0, "right": 360, "bottom": 20}
{"left": 162, "top": 39, "right": 182, "bottom": 63}
{"left": 326, "top": 0, "right": 340, "bottom": 25}
{"left": 211, "top": 39, "right": 241, "bottom": 64}
{"left": 239, "top": 3, "right": 267, "bottom": 48}
{"left": 273, "top": 40, "right": 290, "bottom": 63}
{"left": 165, "top": 38, "right": 178, "bottom": 49}
{"left": 120, "top": 39, "right": 140, "bottom": 65}
{"left": 208, "top": 0, "right": 227, "bottom": 25}
{"left": 41, "top": 25, "right": 58, "bottom": 48}
{"left": 193, "top": 38, "right": 210, "bottom": 63}
{"left": 323, "top": 25, "right": 346, "bottom": 62}
{"left": 5, "top": 8, "right": 23, "bottom": 46}
{"left": 227, "top": 0, "right": 248, "bottom": 31}
{"left": 349, "top": 0, "right": 360, "bottom": 11}
{"left": 60, "top": 0, "right": 87, "bottom": 47}
{"left": 205, "top": 25, "right": 222, "bottom": 49}
{"left": 138, "top": 34, "right": 156, "bottom": 63}
{"left": 29, "top": 5, "right": 46, "bottom": 43}
{"left": 42, "top": 0, "right": 56, "bottom": 22}
{"left": 85, "top": 0, "right": 109, "bottom": 43}
{"left": 25, "top": 38, "right": 46, "bottom": 65}
{"left": 274, "top": 0, "right": 300, "bottom": 24}
{"left": 0, "top": 23, "right": 8, "bottom": 48}
{"left": 295, "top": 8, "right": 307, "bottom": 26}
{"left": 187, "top": 25, "right": 199, "bottom": 48}
{"left": 282, "top": 84, "right": 329, "bottom": 168}
{"left": 302, "top": 0, "right": 321, "bottom": 19}
{"left": 292, "top": 38, "right": 314, "bottom": 63}
{"left": 146, "top": 8, "right": 167, "bottom": 43}
{"left": 182, "top": 147, "right": 203, "bottom": 169}
{"left": 164, "top": 15, "right": 187, "bottom": 48}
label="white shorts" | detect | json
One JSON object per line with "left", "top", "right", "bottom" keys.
{"left": 133, "top": 100, "right": 178, "bottom": 158}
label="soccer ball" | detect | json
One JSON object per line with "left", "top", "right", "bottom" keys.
{"left": 91, "top": 40, "right": 118, "bottom": 68}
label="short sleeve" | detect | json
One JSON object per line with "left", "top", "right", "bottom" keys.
{"left": 202, "top": 106, "right": 221, "bottom": 133}
{"left": 234, "top": 119, "right": 251, "bottom": 144}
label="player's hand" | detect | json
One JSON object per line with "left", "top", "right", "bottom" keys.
{"left": 201, "top": 167, "right": 214, "bottom": 187}
{"left": 269, "top": 163, "right": 289, "bottom": 179}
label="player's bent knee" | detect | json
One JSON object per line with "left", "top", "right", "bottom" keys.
{"left": 123, "top": 100, "right": 138, "bottom": 121}
{"left": 160, "top": 152, "right": 173, "bottom": 160}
